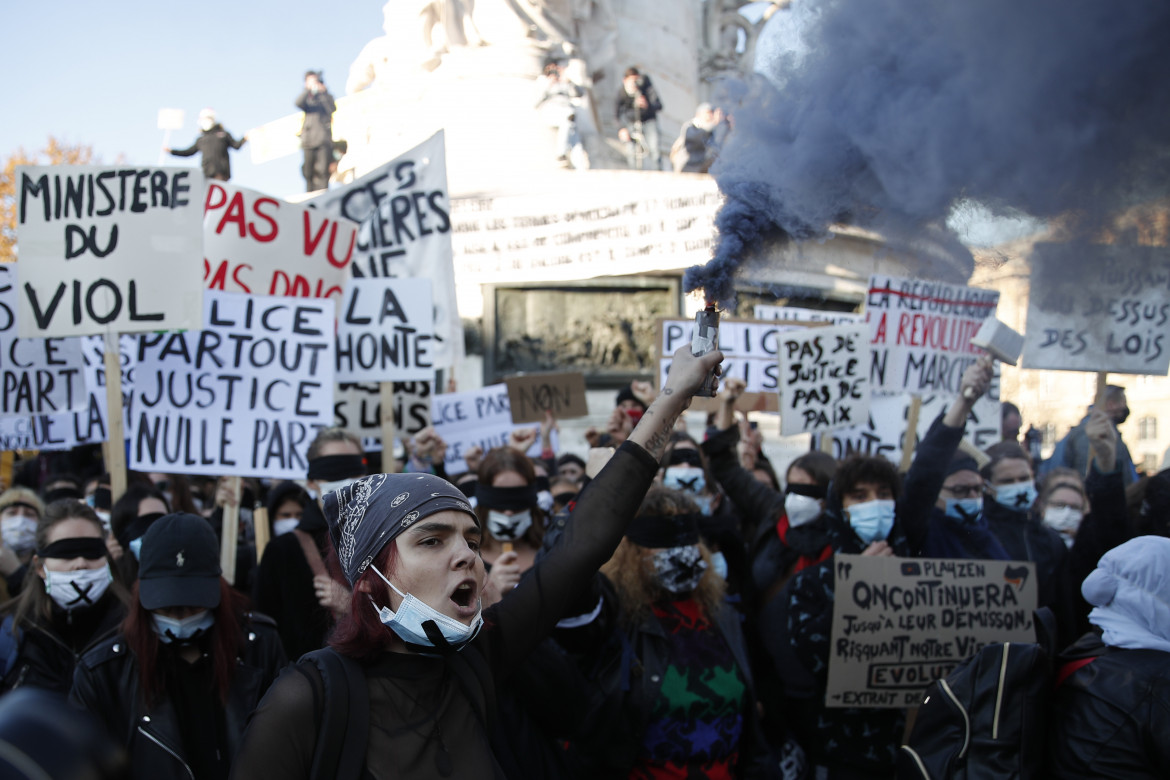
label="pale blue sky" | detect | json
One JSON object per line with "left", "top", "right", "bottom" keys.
{"left": 3, "top": 0, "right": 380, "bottom": 197}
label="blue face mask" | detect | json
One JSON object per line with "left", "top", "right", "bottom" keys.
{"left": 847, "top": 499, "right": 895, "bottom": 544}
{"left": 152, "top": 610, "right": 215, "bottom": 644}
{"left": 944, "top": 498, "right": 983, "bottom": 523}
{"left": 995, "top": 482, "right": 1037, "bottom": 512}
{"left": 129, "top": 537, "right": 144, "bottom": 560}
{"left": 370, "top": 566, "right": 482, "bottom": 651}
{"left": 708, "top": 550, "right": 728, "bottom": 581}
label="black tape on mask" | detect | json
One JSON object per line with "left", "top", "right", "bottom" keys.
{"left": 37, "top": 537, "right": 108, "bottom": 560}
{"left": 474, "top": 483, "right": 538, "bottom": 512}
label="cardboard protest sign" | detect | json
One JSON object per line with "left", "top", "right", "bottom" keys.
{"left": 756, "top": 304, "right": 862, "bottom": 325}
{"left": 1022, "top": 243, "right": 1170, "bottom": 375}
{"left": 335, "top": 278, "right": 434, "bottom": 382}
{"left": 865, "top": 275, "right": 999, "bottom": 395}
{"left": 826, "top": 555, "right": 1037, "bottom": 708}
{"left": 504, "top": 372, "right": 588, "bottom": 424}
{"left": 15, "top": 165, "right": 204, "bottom": 338}
{"left": 129, "top": 291, "right": 334, "bottom": 479}
{"left": 308, "top": 132, "right": 463, "bottom": 368}
{"left": 202, "top": 182, "right": 356, "bottom": 302}
{"left": 825, "top": 371, "right": 1001, "bottom": 463}
{"left": 658, "top": 317, "right": 807, "bottom": 411}
{"left": 0, "top": 265, "right": 88, "bottom": 416}
{"left": 779, "top": 324, "right": 870, "bottom": 436}
{"left": 334, "top": 381, "right": 433, "bottom": 449}
{"left": 431, "top": 384, "right": 548, "bottom": 473}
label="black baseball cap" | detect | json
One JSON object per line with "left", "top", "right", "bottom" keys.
{"left": 137, "top": 513, "right": 222, "bottom": 611}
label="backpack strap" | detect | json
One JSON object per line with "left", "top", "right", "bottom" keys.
{"left": 1054, "top": 657, "right": 1096, "bottom": 689}
{"left": 0, "top": 616, "right": 22, "bottom": 681}
{"left": 299, "top": 648, "right": 369, "bottom": 780}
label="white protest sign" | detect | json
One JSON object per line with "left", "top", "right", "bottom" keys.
{"left": 450, "top": 173, "right": 721, "bottom": 284}
{"left": 15, "top": 165, "right": 204, "bottom": 338}
{"left": 336, "top": 278, "right": 434, "bottom": 382}
{"left": 202, "top": 182, "right": 356, "bottom": 302}
{"left": 779, "top": 324, "right": 870, "bottom": 436}
{"left": 825, "top": 369, "right": 1001, "bottom": 463}
{"left": 431, "top": 384, "right": 546, "bottom": 473}
{"left": 826, "top": 555, "right": 1037, "bottom": 708}
{"left": 1022, "top": 243, "right": 1170, "bottom": 375}
{"left": 658, "top": 317, "right": 805, "bottom": 396}
{"left": 308, "top": 132, "right": 463, "bottom": 368}
{"left": 756, "top": 304, "right": 862, "bottom": 325}
{"left": 129, "top": 292, "right": 334, "bottom": 479}
{"left": 865, "top": 275, "right": 999, "bottom": 395}
{"left": 0, "top": 265, "right": 88, "bottom": 416}
{"left": 334, "top": 381, "right": 433, "bottom": 450}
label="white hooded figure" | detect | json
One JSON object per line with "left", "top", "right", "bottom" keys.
{"left": 1081, "top": 535, "right": 1170, "bottom": 653}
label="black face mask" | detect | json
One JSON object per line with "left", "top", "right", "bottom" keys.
{"left": 1113, "top": 406, "right": 1130, "bottom": 425}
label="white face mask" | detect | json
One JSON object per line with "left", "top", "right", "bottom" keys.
{"left": 369, "top": 566, "right": 482, "bottom": 650}
{"left": 273, "top": 518, "right": 300, "bottom": 536}
{"left": 486, "top": 509, "right": 532, "bottom": 541}
{"left": 784, "top": 493, "right": 822, "bottom": 528}
{"left": 2, "top": 515, "right": 38, "bottom": 555}
{"left": 1043, "top": 506, "right": 1083, "bottom": 536}
{"left": 44, "top": 564, "right": 112, "bottom": 611}
{"left": 316, "top": 477, "right": 362, "bottom": 501}
{"left": 199, "top": 117, "right": 215, "bottom": 131}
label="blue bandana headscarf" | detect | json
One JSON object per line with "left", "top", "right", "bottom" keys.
{"left": 322, "top": 473, "right": 477, "bottom": 586}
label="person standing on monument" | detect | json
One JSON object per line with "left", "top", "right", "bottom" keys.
{"left": 164, "top": 108, "right": 247, "bottom": 182}
{"left": 616, "top": 66, "right": 664, "bottom": 170}
{"left": 295, "top": 70, "right": 336, "bottom": 192}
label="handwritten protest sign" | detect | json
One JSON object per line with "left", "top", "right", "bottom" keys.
{"left": 779, "top": 324, "right": 870, "bottom": 436}
{"left": 659, "top": 317, "right": 806, "bottom": 411}
{"left": 129, "top": 291, "right": 334, "bottom": 479}
{"left": 826, "top": 555, "right": 1037, "bottom": 708}
{"left": 15, "top": 165, "right": 204, "bottom": 338}
{"left": 335, "top": 278, "right": 434, "bottom": 382}
{"left": 335, "top": 381, "right": 433, "bottom": 449}
{"left": 1022, "top": 243, "right": 1170, "bottom": 375}
{"left": 865, "top": 275, "right": 999, "bottom": 395}
{"left": 432, "top": 384, "right": 548, "bottom": 473}
{"left": 504, "top": 372, "right": 587, "bottom": 424}
{"left": 826, "top": 374, "right": 1001, "bottom": 463}
{"left": 756, "top": 304, "right": 862, "bottom": 325}
{"left": 309, "top": 132, "right": 462, "bottom": 368}
{"left": 202, "top": 183, "right": 356, "bottom": 302}
{"left": 0, "top": 265, "right": 87, "bottom": 416}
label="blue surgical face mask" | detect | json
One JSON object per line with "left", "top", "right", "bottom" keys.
{"left": 273, "top": 518, "right": 300, "bottom": 536}
{"left": 944, "top": 498, "right": 983, "bottom": 523}
{"left": 995, "top": 482, "right": 1037, "bottom": 512}
{"left": 129, "top": 537, "right": 144, "bottom": 560}
{"left": 370, "top": 566, "right": 483, "bottom": 650}
{"left": 847, "top": 499, "right": 895, "bottom": 544}
{"left": 691, "top": 495, "right": 713, "bottom": 516}
{"left": 663, "top": 466, "right": 706, "bottom": 495}
{"left": 152, "top": 610, "right": 215, "bottom": 644}
{"left": 708, "top": 550, "right": 728, "bottom": 581}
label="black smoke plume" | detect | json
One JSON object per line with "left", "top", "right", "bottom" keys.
{"left": 685, "top": 0, "right": 1170, "bottom": 305}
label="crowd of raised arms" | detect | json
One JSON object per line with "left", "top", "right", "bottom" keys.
{"left": 0, "top": 347, "right": 1165, "bottom": 780}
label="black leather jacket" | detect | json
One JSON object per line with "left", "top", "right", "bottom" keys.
{"left": 69, "top": 613, "right": 286, "bottom": 780}
{"left": 1048, "top": 633, "right": 1170, "bottom": 778}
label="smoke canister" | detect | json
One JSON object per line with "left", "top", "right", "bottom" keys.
{"left": 692, "top": 304, "right": 719, "bottom": 397}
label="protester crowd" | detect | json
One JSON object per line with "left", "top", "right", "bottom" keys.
{"left": 0, "top": 345, "right": 1166, "bottom": 780}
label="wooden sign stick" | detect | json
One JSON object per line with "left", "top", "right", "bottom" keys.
{"left": 103, "top": 332, "right": 128, "bottom": 503}
{"left": 380, "top": 382, "right": 399, "bottom": 474}
{"left": 899, "top": 395, "right": 923, "bottom": 473}
{"left": 220, "top": 476, "right": 241, "bottom": 586}
{"left": 253, "top": 502, "right": 271, "bottom": 563}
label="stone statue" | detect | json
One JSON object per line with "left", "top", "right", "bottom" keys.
{"left": 419, "top": 0, "right": 487, "bottom": 66}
